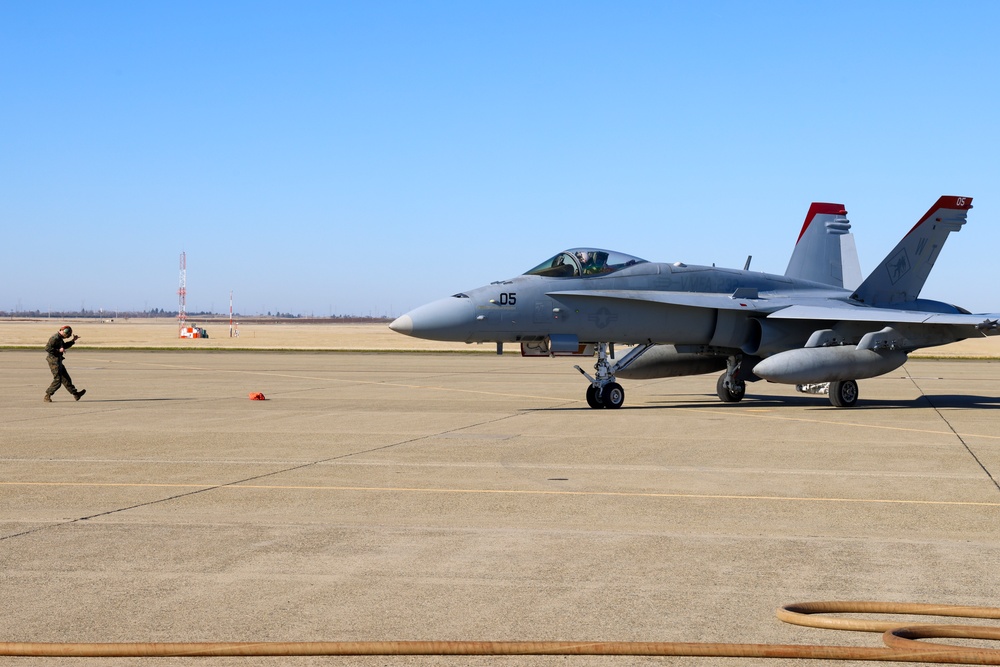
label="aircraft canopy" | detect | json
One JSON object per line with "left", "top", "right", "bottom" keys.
{"left": 524, "top": 249, "right": 647, "bottom": 278}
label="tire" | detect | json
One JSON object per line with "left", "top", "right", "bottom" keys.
{"left": 829, "top": 380, "right": 859, "bottom": 407}
{"left": 716, "top": 373, "right": 746, "bottom": 403}
{"left": 602, "top": 382, "right": 625, "bottom": 409}
{"left": 586, "top": 385, "right": 604, "bottom": 409}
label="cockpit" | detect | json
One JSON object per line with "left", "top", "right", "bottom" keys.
{"left": 523, "top": 248, "right": 647, "bottom": 278}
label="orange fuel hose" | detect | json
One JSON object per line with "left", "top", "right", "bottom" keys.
{"left": 2, "top": 600, "right": 999, "bottom": 662}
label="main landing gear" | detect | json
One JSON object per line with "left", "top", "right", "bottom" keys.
{"left": 575, "top": 342, "right": 652, "bottom": 409}
{"left": 716, "top": 372, "right": 746, "bottom": 403}
{"left": 829, "top": 380, "right": 859, "bottom": 407}
{"left": 796, "top": 380, "right": 860, "bottom": 407}
{"left": 716, "top": 355, "right": 747, "bottom": 403}
{"left": 575, "top": 347, "right": 860, "bottom": 409}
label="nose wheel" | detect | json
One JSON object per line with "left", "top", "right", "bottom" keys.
{"left": 602, "top": 382, "right": 624, "bottom": 408}
{"left": 586, "top": 382, "right": 624, "bottom": 409}
{"left": 585, "top": 385, "right": 602, "bottom": 409}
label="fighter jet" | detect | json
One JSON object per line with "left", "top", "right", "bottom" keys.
{"left": 390, "top": 196, "right": 998, "bottom": 408}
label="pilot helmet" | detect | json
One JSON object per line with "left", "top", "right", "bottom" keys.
{"left": 60, "top": 325, "right": 73, "bottom": 336}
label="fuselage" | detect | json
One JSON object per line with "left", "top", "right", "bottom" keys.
{"left": 390, "top": 251, "right": 853, "bottom": 349}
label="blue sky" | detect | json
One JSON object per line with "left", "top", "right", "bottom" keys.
{"left": 2, "top": 1, "right": 999, "bottom": 316}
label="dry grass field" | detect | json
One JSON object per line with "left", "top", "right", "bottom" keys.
{"left": 0, "top": 318, "right": 471, "bottom": 352}
{"left": 1, "top": 316, "right": 998, "bottom": 357}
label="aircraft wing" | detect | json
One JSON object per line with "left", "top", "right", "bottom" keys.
{"left": 549, "top": 289, "right": 1000, "bottom": 333}
{"left": 547, "top": 289, "right": 778, "bottom": 312}
{"left": 768, "top": 303, "right": 1000, "bottom": 330}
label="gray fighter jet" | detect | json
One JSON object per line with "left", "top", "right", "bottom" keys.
{"left": 390, "top": 196, "right": 998, "bottom": 408}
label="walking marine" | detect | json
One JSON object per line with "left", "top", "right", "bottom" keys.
{"left": 44, "top": 326, "right": 86, "bottom": 402}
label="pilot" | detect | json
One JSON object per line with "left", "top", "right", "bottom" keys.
{"left": 580, "top": 251, "right": 610, "bottom": 275}
{"left": 44, "top": 325, "right": 86, "bottom": 402}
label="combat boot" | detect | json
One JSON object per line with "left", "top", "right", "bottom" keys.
{"left": 43, "top": 395, "right": 52, "bottom": 402}
{"left": 74, "top": 389, "right": 86, "bottom": 401}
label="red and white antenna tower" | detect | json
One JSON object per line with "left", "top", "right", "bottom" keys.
{"left": 178, "top": 251, "right": 187, "bottom": 337}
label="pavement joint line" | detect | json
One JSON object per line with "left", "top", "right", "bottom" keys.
{"left": 903, "top": 367, "right": 1000, "bottom": 493}
{"left": 2, "top": 481, "right": 998, "bottom": 507}
{"left": 0, "top": 404, "right": 529, "bottom": 542}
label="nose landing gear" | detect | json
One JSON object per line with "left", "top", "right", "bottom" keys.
{"left": 576, "top": 342, "right": 653, "bottom": 409}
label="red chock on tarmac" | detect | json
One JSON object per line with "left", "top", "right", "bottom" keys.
{"left": 249, "top": 392, "right": 266, "bottom": 400}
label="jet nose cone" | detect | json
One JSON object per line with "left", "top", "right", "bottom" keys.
{"left": 389, "top": 297, "right": 474, "bottom": 341}
{"left": 388, "top": 314, "right": 413, "bottom": 334}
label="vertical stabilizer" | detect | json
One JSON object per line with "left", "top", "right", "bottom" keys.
{"left": 785, "top": 203, "right": 857, "bottom": 288}
{"left": 852, "top": 196, "right": 973, "bottom": 306}
{"left": 840, "top": 233, "right": 862, "bottom": 291}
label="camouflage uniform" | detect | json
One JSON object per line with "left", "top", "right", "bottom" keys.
{"left": 45, "top": 332, "right": 81, "bottom": 399}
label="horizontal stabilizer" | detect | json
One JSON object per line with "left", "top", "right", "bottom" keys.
{"left": 770, "top": 303, "right": 1000, "bottom": 328}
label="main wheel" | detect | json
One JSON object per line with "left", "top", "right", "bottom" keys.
{"left": 716, "top": 373, "right": 746, "bottom": 403}
{"left": 602, "top": 382, "right": 625, "bottom": 409}
{"left": 829, "top": 380, "right": 859, "bottom": 407}
{"left": 586, "top": 385, "right": 604, "bottom": 409}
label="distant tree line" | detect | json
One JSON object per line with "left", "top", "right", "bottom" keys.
{"left": 2, "top": 308, "right": 176, "bottom": 319}
{"left": 1, "top": 308, "right": 391, "bottom": 323}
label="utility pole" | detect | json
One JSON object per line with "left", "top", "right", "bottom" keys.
{"left": 178, "top": 251, "right": 187, "bottom": 337}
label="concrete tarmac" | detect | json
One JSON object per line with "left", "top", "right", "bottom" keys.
{"left": 2, "top": 349, "right": 1000, "bottom": 666}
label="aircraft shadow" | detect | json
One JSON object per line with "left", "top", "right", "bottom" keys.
{"left": 719, "top": 394, "right": 1000, "bottom": 410}
{"left": 550, "top": 393, "right": 1000, "bottom": 411}
{"left": 76, "top": 398, "right": 199, "bottom": 403}
{"left": 903, "top": 394, "right": 1000, "bottom": 410}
